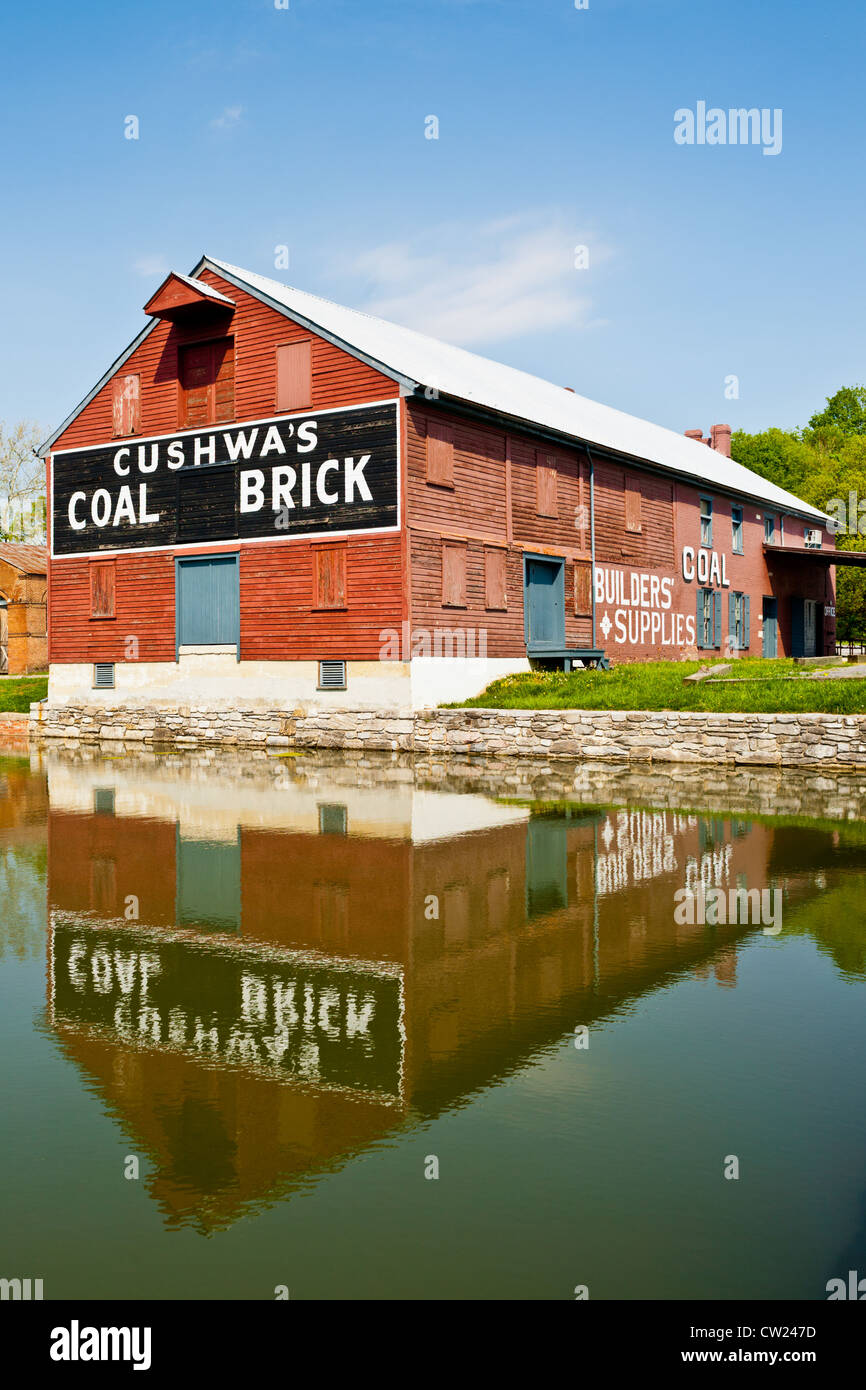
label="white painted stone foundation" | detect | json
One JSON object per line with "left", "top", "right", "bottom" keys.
{"left": 47, "top": 655, "right": 531, "bottom": 712}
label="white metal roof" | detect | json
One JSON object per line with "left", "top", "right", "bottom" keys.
{"left": 39, "top": 254, "right": 828, "bottom": 524}
{"left": 168, "top": 271, "right": 235, "bottom": 305}
{"left": 202, "top": 256, "right": 828, "bottom": 523}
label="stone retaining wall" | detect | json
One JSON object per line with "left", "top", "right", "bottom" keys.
{"left": 28, "top": 701, "right": 866, "bottom": 767}
{"left": 414, "top": 709, "right": 866, "bottom": 767}
{"left": 29, "top": 703, "right": 416, "bottom": 752}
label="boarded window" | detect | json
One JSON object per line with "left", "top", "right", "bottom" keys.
{"left": 484, "top": 547, "right": 507, "bottom": 610}
{"left": 179, "top": 338, "right": 234, "bottom": 428}
{"left": 315, "top": 546, "right": 347, "bottom": 610}
{"left": 177, "top": 466, "right": 235, "bottom": 544}
{"left": 276, "top": 340, "right": 312, "bottom": 412}
{"left": 90, "top": 561, "right": 116, "bottom": 619}
{"left": 536, "top": 453, "right": 558, "bottom": 517}
{"left": 111, "top": 374, "right": 140, "bottom": 437}
{"left": 442, "top": 541, "right": 467, "bottom": 607}
{"left": 426, "top": 420, "right": 455, "bottom": 487}
{"left": 574, "top": 562, "right": 592, "bottom": 616}
{"left": 625, "top": 478, "right": 642, "bottom": 533}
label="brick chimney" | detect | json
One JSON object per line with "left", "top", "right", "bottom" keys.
{"left": 710, "top": 423, "right": 731, "bottom": 458}
{"left": 683, "top": 425, "right": 732, "bottom": 458}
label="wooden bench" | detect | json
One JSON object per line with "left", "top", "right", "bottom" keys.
{"left": 528, "top": 648, "right": 610, "bottom": 671}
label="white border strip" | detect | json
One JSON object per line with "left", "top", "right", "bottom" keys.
{"left": 49, "top": 397, "right": 401, "bottom": 561}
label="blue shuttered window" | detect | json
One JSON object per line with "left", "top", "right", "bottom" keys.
{"left": 728, "top": 592, "right": 750, "bottom": 649}
{"left": 697, "top": 587, "right": 717, "bottom": 649}
{"left": 176, "top": 555, "right": 240, "bottom": 651}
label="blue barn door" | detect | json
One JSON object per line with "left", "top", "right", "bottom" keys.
{"left": 762, "top": 597, "right": 778, "bottom": 658}
{"left": 524, "top": 558, "right": 565, "bottom": 651}
{"left": 176, "top": 555, "right": 239, "bottom": 649}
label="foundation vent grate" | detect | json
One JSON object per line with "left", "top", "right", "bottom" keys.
{"left": 318, "top": 660, "right": 347, "bottom": 690}
{"left": 93, "top": 663, "right": 116, "bottom": 689}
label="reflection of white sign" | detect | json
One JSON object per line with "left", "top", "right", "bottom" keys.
{"left": 595, "top": 566, "right": 696, "bottom": 648}
{"left": 682, "top": 546, "right": 730, "bottom": 588}
{"left": 596, "top": 810, "right": 695, "bottom": 896}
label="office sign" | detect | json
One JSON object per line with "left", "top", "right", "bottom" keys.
{"left": 51, "top": 399, "right": 399, "bottom": 555}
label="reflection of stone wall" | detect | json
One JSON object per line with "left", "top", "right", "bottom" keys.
{"left": 36, "top": 742, "right": 866, "bottom": 824}
{"left": 29, "top": 702, "right": 866, "bottom": 769}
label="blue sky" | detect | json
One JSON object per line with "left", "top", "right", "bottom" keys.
{"left": 2, "top": 0, "right": 864, "bottom": 441}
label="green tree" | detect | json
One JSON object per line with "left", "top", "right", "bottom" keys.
{"left": 731, "top": 389, "right": 866, "bottom": 644}
{"left": 0, "top": 420, "right": 45, "bottom": 542}
{"left": 809, "top": 385, "right": 866, "bottom": 436}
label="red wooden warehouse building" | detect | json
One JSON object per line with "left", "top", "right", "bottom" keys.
{"left": 38, "top": 257, "right": 838, "bottom": 715}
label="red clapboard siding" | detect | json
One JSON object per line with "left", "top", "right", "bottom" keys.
{"left": 594, "top": 462, "right": 674, "bottom": 568}
{"left": 406, "top": 404, "right": 508, "bottom": 538}
{"left": 50, "top": 269, "right": 399, "bottom": 454}
{"left": 276, "top": 340, "right": 312, "bottom": 412}
{"left": 406, "top": 403, "right": 594, "bottom": 655}
{"left": 50, "top": 535, "right": 403, "bottom": 664}
{"left": 239, "top": 534, "right": 403, "bottom": 660}
{"left": 410, "top": 531, "right": 592, "bottom": 657}
{"left": 49, "top": 552, "right": 177, "bottom": 663}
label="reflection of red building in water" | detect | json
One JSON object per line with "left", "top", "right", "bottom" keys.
{"left": 45, "top": 755, "right": 779, "bottom": 1231}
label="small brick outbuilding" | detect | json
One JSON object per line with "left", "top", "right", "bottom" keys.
{"left": 0, "top": 542, "right": 47, "bottom": 675}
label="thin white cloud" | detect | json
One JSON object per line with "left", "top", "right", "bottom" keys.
{"left": 338, "top": 216, "right": 609, "bottom": 347}
{"left": 210, "top": 104, "right": 244, "bottom": 130}
{"left": 132, "top": 255, "right": 170, "bottom": 278}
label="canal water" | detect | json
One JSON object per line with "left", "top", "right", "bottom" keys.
{"left": 1, "top": 744, "right": 865, "bottom": 1300}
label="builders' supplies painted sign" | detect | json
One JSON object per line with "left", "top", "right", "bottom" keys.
{"left": 595, "top": 564, "right": 697, "bottom": 648}
{"left": 50, "top": 919, "right": 404, "bottom": 1102}
{"left": 50, "top": 400, "right": 399, "bottom": 556}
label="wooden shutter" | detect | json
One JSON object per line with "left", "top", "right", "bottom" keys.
{"left": 426, "top": 420, "right": 455, "bottom": 487}
{"left": 536, "top": 453, "right": 558, "bottom": 517}
{"left": 484, "top": 547, "right": 507, "bottom": 610}
{"left": 212, "top": 338, "right": 235, "bottom": 423}
{"left": 111, "top": 374, "right": 140, "bottom": 437}
{"left": 442, "top": 542, "right": 467, "bottom": 607}
{"left": 315, "top": 546, "right": 347, "bottom": 610}
{"left": 713, "top": 591, "right": 722, "bottom": 648}
{"left": 625, "top": 477, "right": 642, "bottom": 533}
{"left": 276, "top": 341, "right": 313, "bottom": 412}
{"left": 90, "top": 561, "right": 116, "bottom": 619}
{"left": 574, "top": 562, "right": 592, "bottom": 616}
{"left": 179, "top": 343, "right": 213, "bottom": 427}
{"left": 179, "top": 339, "right": 234, "bottom": 427}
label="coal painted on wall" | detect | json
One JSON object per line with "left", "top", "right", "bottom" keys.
{"left": 51, "top": 401, "right": 399, "bottom": 556}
